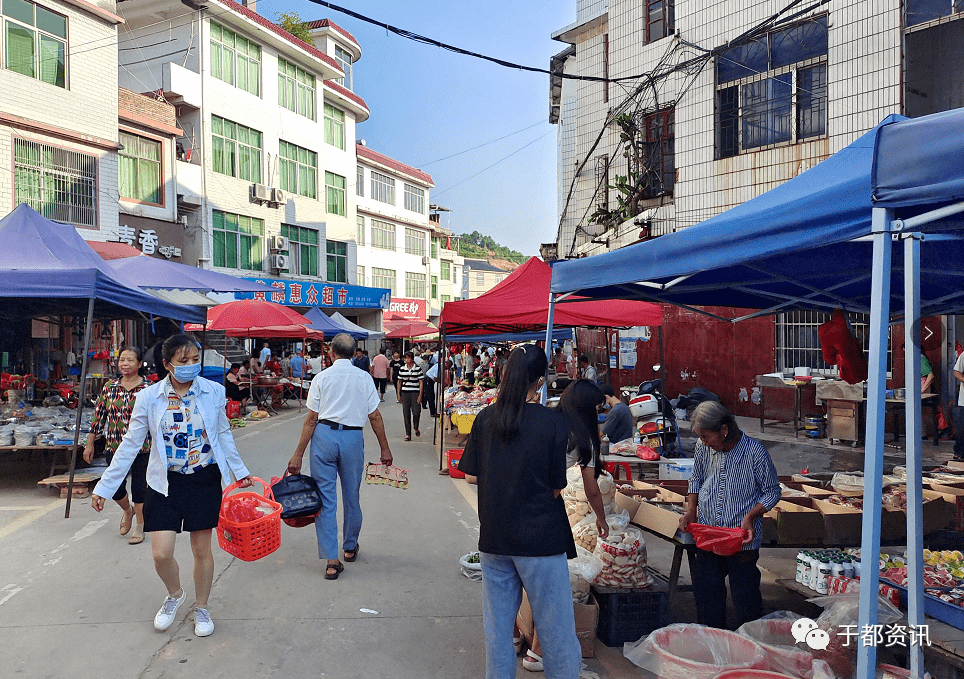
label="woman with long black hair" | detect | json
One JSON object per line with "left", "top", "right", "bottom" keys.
{"left": 458, "top": 345, "right": 581, "bottom": 679}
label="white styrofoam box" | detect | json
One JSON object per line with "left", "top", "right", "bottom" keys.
{"left": 660, "top": 458, "right": 695, "bottom": 481}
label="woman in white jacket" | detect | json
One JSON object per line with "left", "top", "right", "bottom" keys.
{"left": 92, "top": 334, "right": 252, "bottom": 638}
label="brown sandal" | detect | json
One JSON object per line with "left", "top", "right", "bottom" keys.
{"left": 325, "top": 561, "right": 344, "bottom": 580}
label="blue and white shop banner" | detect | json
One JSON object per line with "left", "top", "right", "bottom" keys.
{"left": 236, "top": 277, "right": 391, "bottom": 310}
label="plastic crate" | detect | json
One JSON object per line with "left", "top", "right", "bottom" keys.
{"left": 446, "top": 448, "right": 465, "bottom": 479}
{"left": 592, "top": 581, "right": 668, "bottom": 646}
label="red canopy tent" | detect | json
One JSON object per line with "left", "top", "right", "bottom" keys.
{"left": 385, "top": 322, "right": 438, "bottom": 339}
{"left": 440, "top": 257, "right": 662, "bottom": 335}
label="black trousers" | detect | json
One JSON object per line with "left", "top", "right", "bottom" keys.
{"left": 421, "top": 377, "right": 437, "bottom": 416}
{"left": 693, "top": 548, "right": 762, "bottom": 629}
{"left": 951, "top": 404, "right": 964, "bottom": 458}
{"left": 400, "top": 391, "right": 421, "bottom": 437}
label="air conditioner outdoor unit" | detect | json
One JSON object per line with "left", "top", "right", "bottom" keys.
{"left": 270, "top": 235, "right": 290, "bottom": 252}
{"left": 251, "top": 183, "right": 270, "bottom": 202}
{"left": 269, "top": 253, "right": 289, "bottom": 270}
{"left": 271, "top": 188, "right": 286, "bottom": 204}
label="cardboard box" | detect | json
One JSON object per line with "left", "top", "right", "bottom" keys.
{"left": 615, "top": 482, "right": 693, "bottom": 544}
{"left": 516, "top": 590, "right": 599, "bottom": 658}
{"left": 927, "top": 484, "right": 964, "bottom": 531}
{"left": 811, "top": 497, "right": 863, "bottom": 546}
{"left": 764, "top": 499, "right": 825, "bottom": 545}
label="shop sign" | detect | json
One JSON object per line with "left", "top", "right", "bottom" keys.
{"left": 387, "top": 297, "right": 427, "bottom": 320}
{"left": 236, "top": 276, "right": 391, "bottom": 310}
{"left": 112, "top": 217, "right": 183, "bottom": 259}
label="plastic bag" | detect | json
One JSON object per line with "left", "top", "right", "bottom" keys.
{"left": 805, "top": 594, "right": 903, "bottom": 679}
{"left": 593, "top": 526, "right": 651, "bottom": 588}
{"left": 568, "top": 546, "right": 604, "bottom": 604}
{"left": 572, "top": 513, "right": 600, "bottom": 552}
{"left": 687, "top": 523, "right": 748, "bottom": 556}
{"left": 737, "top": 611, "right": 835, "bottom": 679}
{"left": 624, "top": 623, "right": 768, "bottom": 679}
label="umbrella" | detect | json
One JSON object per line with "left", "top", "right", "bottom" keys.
{"left": 206, "top": 299, "right": 310, "bottom": 331}
{"left": 226, "top": 325, "right": 325, "bottom": 340}
{"left": 385, "top": 322, "right": 439, "bottom": 339}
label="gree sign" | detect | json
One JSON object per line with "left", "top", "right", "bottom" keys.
{"left": 388, "top": 298, "right": 426, "bottom": 320}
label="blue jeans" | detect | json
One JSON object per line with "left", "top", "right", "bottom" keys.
{"left": 480, "top": 552, "right": 581, "bottom": 679}
{"left": 309, "top": 425, "right": 365, "bottom": 561}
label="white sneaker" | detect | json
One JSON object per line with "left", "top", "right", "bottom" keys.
{"left": 154, "top": 589, "right": 186, "bottom": 631}
{"left": 193, "top": 607, "right": 214, "bottom": 637}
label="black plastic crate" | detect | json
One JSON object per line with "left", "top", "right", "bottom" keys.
{"left": 592, "top": 582, "right": 668, "bottom": 647}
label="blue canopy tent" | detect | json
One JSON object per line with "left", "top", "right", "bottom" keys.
{"left": 549, "top": 107, "right": 964, "bottom": 678}
{"left": 329, "top": 311, "right": 385, "bottom": 341}
{"left": 0, "top": 204, "right": 207, "bottom": 517}
{"left": 303, "top": 307, "right": 367, "bottom": 340}
{"left": 106, "top": 255, "right": 277, "bottom": 294}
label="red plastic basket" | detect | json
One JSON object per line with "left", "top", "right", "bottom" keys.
{"left": 217, "top": 477, "right": 282, "bottom": 562}
{"left": 446, "top": 448, "right": 465, "bottom": 479}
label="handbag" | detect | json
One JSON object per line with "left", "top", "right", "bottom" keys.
{"left": 269, "top": 472, "right": 323, "bottom": 527}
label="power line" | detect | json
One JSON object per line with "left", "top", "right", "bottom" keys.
{"left": 416, "top": 120, "right": 547, "bottom": 167}
{"left": 432, "top": 130, "right": 552, "bottom": 199}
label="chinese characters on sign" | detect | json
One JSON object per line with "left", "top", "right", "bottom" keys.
{"left": 239, "top": 277, "right": 390, "bottom": 309}
{"left": 114, "top": 225, "right": 181, "bottom": 259}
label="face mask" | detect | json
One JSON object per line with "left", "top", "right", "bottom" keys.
{"left": 172, "top": 363, "right": 201, "bottom": 383}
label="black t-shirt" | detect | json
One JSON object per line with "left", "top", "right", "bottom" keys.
{"left": 459, "top": 403, "right": 576, "bottom": 558}
{"left": 389, "top": 358, "right": 404, "bottom": 382}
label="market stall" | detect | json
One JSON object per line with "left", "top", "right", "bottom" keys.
{"left": 549, "top": 107, "right": 964, "bottom": 678}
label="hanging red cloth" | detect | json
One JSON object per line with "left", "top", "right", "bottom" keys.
{"left": 818, "top": 309, "right": 868, "bottom": 384}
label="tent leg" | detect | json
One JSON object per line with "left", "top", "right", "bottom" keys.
{"left": 856, "top": 208, "right": 893, "bottom": 679}
{"left": 542, "top": 294, "right": 557, "bottom": 405}
{"left": 436, "top": 329, "right": 444, "bottom": 469}
{"left": 904, "top": 234, "right": 926, "bottom": 679}
{"left": 65, "top": 297, "right": 95, "bottom": 519}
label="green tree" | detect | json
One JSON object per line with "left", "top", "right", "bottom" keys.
{"left": 275, "top": 11, "right": 313, "bottom": 44}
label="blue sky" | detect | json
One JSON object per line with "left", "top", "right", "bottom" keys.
{"left": 267, "top": 0, "right": 576, "bottom": 257}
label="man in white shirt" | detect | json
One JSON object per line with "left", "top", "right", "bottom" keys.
{"left": 259, "top": 342, "right": 271, "bottom": 367}
{"left": 288, "top": 334, "right": 393, "bottom": 579}
{"left": 579, "top": 354, "right": 598, "bottom": 383}
{"left": 952, "top": 351, "right": 964, "bottom": 460}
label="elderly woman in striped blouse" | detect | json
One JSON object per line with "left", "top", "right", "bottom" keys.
{"left": 679, "top": 400, "right": 780, "bottom": 630}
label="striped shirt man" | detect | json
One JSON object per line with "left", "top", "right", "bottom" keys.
{"left": 687, "top": 433, "right": 780, "bottom": 550}
{"left": 397, "top": 363, "right": 424, "bottom": 393}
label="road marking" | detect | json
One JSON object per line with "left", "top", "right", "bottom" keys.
{"left": 0, "top": 584, "right": 24, "bottom": 607}
{"left": 0, "top": 499, "right": 63, "bottom": 541}
{"left": 0, "top": 506, "right": 46, "bottom": 511}
{"left": 71, "top": 518, "right": 109, "bottom": 542}
{"left": 453, "top": 477, "right": 478, "bottom": 514}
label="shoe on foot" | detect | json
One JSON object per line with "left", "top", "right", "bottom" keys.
{"left": 193, "top": 607, "right": 214, "bottom": 637}
{"left": 119, "top": 508, "right": 134, "bottom": 536}
{"left": 522, "top": 650, "right": 544, "bottom": 672}
{"left": 154, "top": 589, "right": 186, "bottom": 631}
{"left": 128, "top": 524, "right": 145, "bottom": 545}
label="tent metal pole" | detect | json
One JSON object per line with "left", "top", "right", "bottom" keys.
{"left": 437, "top": 327, "right": 445, "bottom": 470}
{"left": 904, "top": 233, "right": 926, "bottom": 679}
{"left": 65, "top": 296, "right": 95, "bottom": 519}
{"left": 542, "top": 293, "right": 557, "bottom": 405}
{"left": 856, "top": 208, "right": 894, "bottom": 679}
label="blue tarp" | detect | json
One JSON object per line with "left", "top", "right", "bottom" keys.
{"left": 0, "top": 204, "right": 204, "bottom": 322}
{"left": 303, "top": 307, "right": 367, "bottom": 340}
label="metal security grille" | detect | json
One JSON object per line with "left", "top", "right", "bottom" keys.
{"left": 14, "top": 138, "right": 96, "bottom": 227}
{"left": 775, "top": 310, "right": 892, "bottom": 375}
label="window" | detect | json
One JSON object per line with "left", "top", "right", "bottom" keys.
{"left": 324, "top": 104, "right": 345, "bottom": 150}
{"left": 280, "top": 224, "right": 319, "bottom": 277}
{"left": 405, "top": 272, "right": 426, "bottom": 298}
{"left": 430, "top": 238, "right": 438, "bottom": 259}
{"left": 441, "top": 294, "right": 451, "bottom": 304}
{"left": 906, "top": 0, "right": 962, "bottom": 27}
{"left": 213, "top": 210, "right": 263, "bottom": 271}
{"left": 495, "top": 274, "right": 505, "bottom": 283}
{"left": 404, "top": 183, "right": 425, "bottom": 213}
{"left": 594, "top": 155, "right": 608, "bottom": 212}
{"left": 2, "top": 0, "right": 66, "bottom": 87}
{"left": 334, "top": 44, "right": 352, "bottom": 90}
{"left": 602, "top": 33, "right": 609, "bottom": 103}
{"left": 325, "top": 171, "right": 346, "bottom": 216}
{"left": 119, "top": 132, "right": 162, "bottom": 205}
{"left": 372, "top": 267, "right": 395, "bottom": 294}
{"left": 440, "top": 260, "right": 450, "bottom": 281}
{"left": 356, "top": 215, "right": 365, "bottom": 245}
{"left": 475, "top": 272, "right": 484, "bottom": 286}
{"left": 404, "top": 227, "right": 425, "bottom": 256}
{"left": 212, "top": 115, "right": 262, "bottom": 182}
{"left": 326, "top": 241, "right": 347, "bottom": 282}
{"left": 371, "top": 170, "right": 394, "bottom": 204}
{"left": 647, "top": 0, "right": 675, "bottom": 43}
{"left": 356, "top": 265, "right": 365, "bottom": 285}
{"left": 14, "top": 138, "right": 95, "bottom": 226}
{"left": 371, "top": 219, "right": 395, "bottom": 251}
{"left": 431, "top": 275, "right": 438, "bottom": 300}
{"left": 277, "top": 57, "right": 315, "bottom": 119}
{"left": 716, "top": 16, "right": 828, "bottom": 158}
{"left": 641, "top": 109, "right": 675, "bottom": 198}
{"left": 776, "top": 310, "right": 892, "bottom": 375}
{"left": 356, "top": 165, "right": 364, "bottom": 196}
{"left": 279, "top": 140, "right": 317, "bottom": 199}
{"left": 210, "top": 21, "right": 260, "bottom": 96}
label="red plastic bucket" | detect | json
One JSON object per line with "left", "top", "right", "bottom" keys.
{"left": 737, "top": 618, "right": 817, "bottom": 677}
{"left": 446, "top": 448, "right": 465, "bottom": 479}
{"left": 713, "top": 671, "right": 797, "bottom": 679}
{"left": 648, "top": 626, "right": 768, "bottom": 679}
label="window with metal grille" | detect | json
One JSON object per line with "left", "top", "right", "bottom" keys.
{"left": 371, "top": 219, "right": 395, "bottom": 250}
{"left": 356, "top": 215, "right": 365, "bottom": 246}
{"left": 280, "top": 224, "right": 318, "bottom": 277}
{"left": 334, "top": 44, "right": 352, "bottom": 90}
{"left": 371, "top": 170, "right": 395, "bottom": 204}
{"left": 647, "top": 0, "right": 675, "bottom": 43}
{"left": 594, "top": 154, "right": 609, "bottom": 212}
{"left": 641, "top": 109, "right": 675, "bottom": 198}
{"left": 119, "top": 132, "right": 161, "bottom": 205}
{"left": 3, "top": 0, "right": 67, "bottom": 87}
{"left": 775, "top": 310, "right": 892, "bottom": 375}
{"left": 279, "top": 140, "right": 317, "bottom": 199}
{"left": 404, "top": 227, "right": 425, "bottom": 256}
{"left": 212, "top": 115, "right": 262, "bottom": 182}
{"left": 406, "top": 272, "right": 426, "bottom": 298}
{"left": 213, "top": 210, "right": 263, "bottom": 271}
{"left": 325, "top": 171, "right": 346, "bottom": 216}
{"left": 14, "top": 138, "right": 96, "bottom": 227}
{"left": 324, "top": 103, "right": 344, "bottom": 150}
{"left": 475, "top": 272, "right": 484, "bottom": 286}
{"left": 404, "top": 183, "right": 425, "bottom": 214}
{"left": 211, "top": 21, "right": 260, "bottom": 96}
{"left": 326, "top": 240, "right": 347, "bottom": 282}
{"left": 372, "top": 267, "right": 395, "bottom": 294}
{"left": 716, "top": 16, "right": 827, "bottom": 159}
{"left": 277, "top": 57, "right": 315, "bottom": 119}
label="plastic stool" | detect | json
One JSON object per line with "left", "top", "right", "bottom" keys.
{"left": 605, "top": 461, "right": 634, "bottom": 481}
